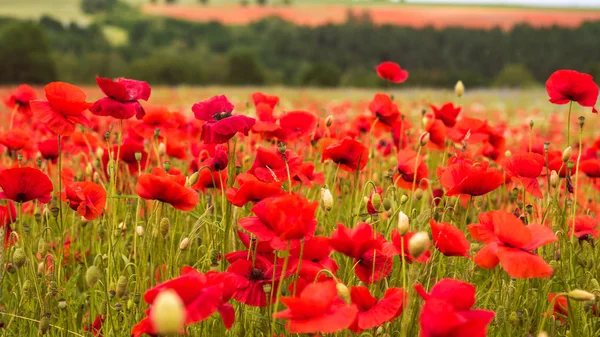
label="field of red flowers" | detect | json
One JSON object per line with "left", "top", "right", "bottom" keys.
{"left": 0, "top": 63, "right": 599, "bottom": 337}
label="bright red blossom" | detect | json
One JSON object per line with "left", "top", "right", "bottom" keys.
{"left": 375, "top": 61, "right": 409, "bottom": 83}
{"left": 136, "top": 168, "right": 199, "bottom": 211}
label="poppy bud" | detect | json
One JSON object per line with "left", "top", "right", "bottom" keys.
{"left": 49, "top": 206, "right": 59, "bottom": 219}
{"left": 36, "top": 157, "right": 42, "bottom": 168}
{"left": 6, "top": 264, "right": 16, "bottom": 274}
{"left": 278, "top": 142, "right": 286, "bottom": 154}
{"left": 376, "top": 326, "right": 384, "bottom": 336}
{"left": 159, "top": 218, "right": 170, "bottom": 238}
{"left": 537, "top": 331, "right": 548, "bottom": 337}
{"left": 578, "top": 116, "right": 585, "bottom": 129}
{"left": 414, "top": 188, "right": 424, "bottom": 201}
{"left": 134, "top": 151, "right": 142, "bottom": 162}
{"left": 115, "top": 302, "right": 123, "bottom": 312}
{"left": 154, "top": 128, "right": 160, "bottom": 138}
{"left": 543, "top": 142, "right": 550, "bottom": 152}
{"left": 567, "top": 289, "right": 595, "bottom": 302}
{"left": 566, "top": 161, "right": 574, "bottom": 170}
{"left": 562, "top": 146, "right": 572, "bottom": 162}
{"left": 136, "top": 226, "right": 144, "bottom": 237}
{"left": 38, "top": 238, "right": 48, "bottom": 256}
{"left": 151, "top": 290, "right": 185, "bottom": 335}
{"left": 93, "top": 171, "right": 100, "bottom": 184}
{"left": 23, "top": 280, "right": 31, "bottom": 296}
{"left": 179, "top": 237, "right": 190, "bottom": 251}
{"left": 408, "top": 231, "right": 430, "bottom": 258}
{"left": 85, "top": 163, "right": 93, "bottom": 177}
{"left": 58, "top": 298, "right": 67, "bottom": 310}
{"left": 419, "top": 132, "right": 430, "bottom": 147}
{"left": 400, "top": 194, "right": 409, "bottom": 205}
{"left": 95, "top": 148, "right": 104, "bottom": 159}
{"left": 117, "top": 275, "right": 128, "bottom": 299}
{"left": 320, "top": 188, "right": 333, "bottom": 211}
{"left": 12, "top": 247, "right": 26, "bottom": 269}
{"left": 370, "top": 193, "right": 382, "bottom": 212}
{"left": 336, "top": 283, "right": 351, "bottom": 305}
{"left": 525, "top": 204, "right": 533, "bottom": 214}
{"left": 550, "top": 170, "right": 559, "bottom": 187}
{"left": 157, "top": 143, "right": 166, "bottom": 155}
{"left": 262, "top": 283, "right": 272, "bottom": 294}
{"left": 398, "top": 211, "right": 410, "bottom": 235}
{"left": 590, "top": 278, "right": 600, "bottom": 290}
{"left": 163, "top": 161, "right": 172, "bottom": 172}
{"left": 37, "top": 262, "right": 45, "bottom": 276}
{"left": 383, "top": 199, "right": 392, "bottom": 211}
{"left": 325, "top": 115, "right": 334, "bottom": 127}
{"left": 455, "top": 80, "right": 465, "bottom": 97}
{"left": 39, "top": 315, "right": 50, "bottom": 335}
{"left": 86, "top": 266, "right": 102, "bottom": 288}
{"left": 186, "top": 172, "right": 199, "bottom": 187}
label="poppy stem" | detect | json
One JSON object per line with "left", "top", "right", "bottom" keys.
{"left": 57, "top": 135, "right": 63, "bottom": 231}
{"left": 571, "top": 120, "right": 584, "bottom": 239}
{"left": 566, "top": 100, "right": 573, "bottom": 148}
{"left": 292, "top": 239, "right": 304, "bottom": 296}
{"left": 8, "top": 103, "right": 18, "bottom": 130}
{"left": 272, "top": 241, "right": 291, "bottom": 331}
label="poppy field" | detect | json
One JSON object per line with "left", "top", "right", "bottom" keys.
{"left": 0, "top": 64, "right": 599, "bottom": 337}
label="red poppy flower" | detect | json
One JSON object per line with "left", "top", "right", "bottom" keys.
{"left": 394, "top": 149, "right": 429, "bottom": 191}
{"left": 193, "top": 166, "right": 228, "bottom": 193}
{"left": 431, "top": 103, "right": 461, "bottom": 127}
{"left": 390, "top": 230, "right": 431, "bottom": 263}
{"left": 228, "top": 255, "right": 284, "bottom": 307}
{"left": 238, "top": 193, "right": 317, "bottom": 250}
{"left": 568, "top": 215, "right": 598, "bottom": 239}
{"left": 501, "top": 152, "right": 545, "bottom": 199}
{"left": 209, "top": 145, "right": 229, "bottom": 171}
{"left": 102, "top": 139, "right": 148, "bottom": 175}
{"left": 38, "top": 139, "right": 59, "bottom": 163}
{"left": 415, "top": 279, "right": 494, "bottom": 337}
{"left": 278, "top": 111, "right": 317, "bottom": 141}
{"left": 273, "top": 280, "right": 358, "bottom": 334}
{"left": 469, "top": 210, "right": 557, "bottom": 278}
{"left": 132, "top": 268, "right": 224, "bottom": 337}
{"left": 0, "top": 129, "right": 30, "bottom": 151}
{"left": 349, "top": 286, "right": 407, "bottom": 332}
{"left": 429, "top": 219, "right": 470, "bottom": 257}
{"left": 90, "top": 77, "right": 151, "bottom": 120}
{"left": 0, "top": 167, "right": 53, "bottom": 204}
{"left": 322, "top": 137, "right": 368, "bottom": 172}
{"left": 249, "top": 147, "right": 302, "bottom": 183}
{"left": 252, "top": 103, "right": 281, "bottom": 135}
{"left": 547, "top": 293, "right": 568, "bottom": 323}
{"left": 288, "top": 236, "right": 339, "bottom": 294}
{"left": 203, "top": 269, "right": 242, "bottom": 329}
{"left": 437, "top": 156, "right": 503, "bottom": 197}
{"left": 83, "top": 314, "right": 105, "bottom": 337}
{"left": 579, "top": 158, "right": 600, "bottom": 178}
{"left": 330, "top": 222, "right": 394, "bottom": 283}
{"left": 252, "top": 92, "right": 279, "bottom": 109}
{"left": 546, "top": 70, "right": 599, "bottom": 113}
{"left": 0, "top": 202, "right": 17, "bottom": 248}
{"left": 30, "top": 82, "right": 92, "bottom": 136}
{"left": 63, "top": 182, "right": 107, "bottom": 220}
{"left": 192, "top": 95, "right": 255, "bottom": 144}
{"left": 369, "top": 93, "right": 400, "bottom": 127}
{"left": 375, "top": 61, "right": 409, "bottom": 83}
{"left": 226, "top": 173, "right": 284, "bottom": 207}
{"left": 133, "top": 106, "right": 177, "bottom": 139}
{"left": 136, "top": 168, "right": 199, "bottom": 211}
{"left": 4, "top": 84, "right": 37, "bottom": 116}
{"left": 367, "top": 187, "right": 383, "bottom": 215}
{"left": 225, "top": 229, "right": 275, "bottom": 264}
{"left": 292, "top": 162, "right": 325, "bottom": 187}
{"left": 423, "top": 113, "right": 448, "bottom": 150}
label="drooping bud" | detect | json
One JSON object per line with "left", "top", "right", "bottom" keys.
{"left": 336, "top": 283, "right": 351, "bottom": 305}
{"left": 186, "top": 172, "right": 199, "bottom": 187}
{"left": 419, "top": 132, "right": 430, "bottom": 147}
{"left": 562, "top": 146, "right": 572, "bottom": 162}
{"left": 85, "top": 266, "right": 102, "bottom": 288}
{"left": 400, "top": 195, "right": 409, "bottom": 205}
{"left": 39, "top": 315, "right": 50, "bottom": 335}
{"left": 383, "top": 199, "right": 392, "bottom": 211}
{"left": 12, "top": 247, "right": 26, "bottom": 269}
{"left": 179, "top": 238, "right": 190, "bottom": 251}
{"left": 414, "top": 188, "right": 424, "bottom": 201}
{"left": 159, "top": 218, "right": 170, "bottom": 238}
{"left": 370, "top": 193, "right": 382, "bottom": 212}
{"left": 320, "top": 188, "right": 333, "bottom": 211}
{"left": 455, "top": 80, "right": 465, "bottom": 97}
{"left": 408, "top": 231, "right": 430, "bottom": 258}
{"left": 150, "top": 290, "right": 185, "bottom": 335}
{"left": 38, "top": 238, "right": 48, "bottom": 256}
{"left": 397, "top": 211, "right": 410, "bottom": 235}
{"left": 567, "top": 289, "right": 595, "bottom": 302}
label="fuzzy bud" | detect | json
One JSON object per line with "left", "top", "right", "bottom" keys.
{"left": 136, "top": 225, "right": 144, "bottom": 237}
{"left": 419, "top": 132, "right": 430, "bottom": 147}
{"left": 159, "top": 218, "right": 170, "bottom": 238}
{"left": 58, "top": 298, "right": 67, "bottom": 310}
{"left": 39, "top": 316, "right": 50, "bottom": 335}
{"left": 157, "top": 143, "right": 166, "bottom": 155}
{"left": 400, "top": 195, "right": 409, "bottom": 205}
{"left": 325, "top": 115, "right": 334, "bottom": 127}
{"left": 550, "top": 170, "right": 559, "bottom": 188}
{"left": 86, "top": 163, "right": 93, "bottom": 177}
{"left": 93, "top": 171, "right": 100, "bottom": 184}
{"left": 414, "top": 188, "right": 424, "bottom": 201}
{"left": 85, "top": 266, "right": 102, "bottom": 288}
{"left": 320, "top": 188, "right": 333, "bottom": 211}
{"left": 383, "top": 199, "right": 392, "bottom": 211}
{"left": 537, "top": 331, "right": 549, "bottom": 337}
{"left": 117, "top": 275, "right": 128, "bottom": 299}
{"left": 455, "top": 80, "right": 465, "bottom": 97}
{"left": 186, "top": 172, "right": 199, "bottom": 187}
{"left": 179, "top": 238, "right": 190, "bottom": 251}
{"left": 562, "top": 146, "right": 572, "bottom": 162}
{"left": 277, "top": 142, "right": 286, "bottom": 154}
{"left": 370, "top": 193, "right": 382, "bottom": 212}
{"left": 408, "top": 231, "right": 430, "bottom": 258}
{"left": 95, "top": 148, "right": 104, "bottom": 159}
{"left": 150, "top": 290, "right": 185, "bottom": 335}
{"left": 398, "top": 211, "right": 410, "bottom": 235}
{"left": 567, "top": 289, "right": 595, "bottom": 302}
{"left": 336, "top": 283, "right": 351, "bottom": 305}
{"left": 12, "top": 247, "right": 26, "bottom": 269}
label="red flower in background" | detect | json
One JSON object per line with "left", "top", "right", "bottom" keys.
{"left": 369, "top": 93, "right": 400, "bottom": 127}
{"left": 192, "top": 95, "right": 255, "bottom": 144}
{"left": 501, "top": 152, "right": 545, "bottom": 199}
{"left": 209, "top": 145, "right": 229, "bottom": 171}
{"left": 376, "top": 61, "right": 409, "bottom": 83}
{"left": 415, "top": 279, "right": 494, "bottom": 337}
{"left": 349, "top": 286, "right": 406, "bottom": 332}
{"left": 252, "top": 91, "right": 279, "bottom": 109}
{"left": 288, "top": 236, "right": 339, "bottom": 294}
{"left": 38, "top": 139, "right": 60, "bottom": 163}
{"left": 579, "top": 158, "right": 600, "bottom": 178}
{"left": 547, "top": 293, "right": 568, "bottom": 323}
{"left": 394, "top": 149, "right": 429, "bottom": 191}
{"left": 133, "top": 106, "right": 176, "bottom": 139}
{"left": 437, "top": 156, "right": 503, "bottom": 197}
{"left": 423, "top": 113, "right": 448, "bottom": 150}
{"left": 273, "top": 280, "right": 358, "bottom": 334}
{"left": 238, "top": 193, "right": 317, "bottom": 250}
{"left": 249, "top": 147, "right": 302, "bottom": 183}
{"left": 322, "top": 137, "right": 368, "bottom": 172}
{"left": 292, "top": 162, "right": 325, "bottom": 187}
{"left": 226, "top": 173, "right": 283, "bottom": 207}
{"left": 136, "top": 168, "right": 199, "bottom": 211}
{"left": 469, "top": 210, "right": 557, "bottom": 278}
{"left": 228, "top": 255, "right": 283, "bottom": 307}
{"left": 102, "top": 139, "right": 148, "bottom": 175}
{"left": 30, "top": 82, "right": 92, "bottom": 136}
{"left": 4, "top": 84, "right": 37, "bottom": 116}
{"left": 546, "top": 70, "right": 599, "bottom": 113}
{"left": 0, "top": 167, "right": 53, "bottom": 204}
{"left": 367, "top": 187, "right": 383, "bottom": 215}
{"left": 0, "top": 129, "right": 30, "bottom": 151}
{"left": 193, "top": 166, "right": 227, "bottom": 193}
{"left": 390, "top": 230, "right": 431, "bottom": 263}
{"left": 90, "top": 77, "right": 151, "bottom": 120}
{"left": 429, "top": 219, "right": 470, "bottom": 257}
{"left": 0, "top": 202, "right": 17, "bottom": 248}
{"left": 431, "top": 103, "right": 461, "bottom": 127}
{"left": 278, "top": 111, "right": 317, "bottom": 141}
{"left": 568, "top": 215, "right": 598, "bottom": 239}
{"left": 63, "top": 182, "right": 107, "bottom": 220}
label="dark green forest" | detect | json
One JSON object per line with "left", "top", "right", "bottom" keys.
{"left": 1, "top": 5, "right": 600, "bottom": 87}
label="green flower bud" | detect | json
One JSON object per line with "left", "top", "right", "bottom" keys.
{"left": 85, "top": 266, "right": 102, "bottom": 288}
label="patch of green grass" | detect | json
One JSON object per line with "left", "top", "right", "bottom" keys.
{"left": 102, "top": 25, "right": 129, "bottom": 46}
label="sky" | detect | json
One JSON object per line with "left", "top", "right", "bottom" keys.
{"left": 406, "top": 0, "right": 600, "bottom": 7}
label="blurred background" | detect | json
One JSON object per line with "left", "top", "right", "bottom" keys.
{"left": 0, "top": 0, "right": 599, "bottom": 88}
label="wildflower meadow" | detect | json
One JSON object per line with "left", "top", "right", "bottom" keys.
{"left": 0, "top": 62, "right": 599, "bottom": 337}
